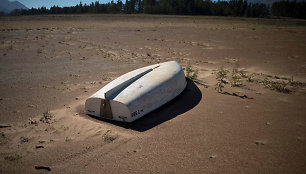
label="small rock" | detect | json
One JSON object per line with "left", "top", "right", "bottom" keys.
{"left": 34, "top": 166, "right": 51, "bottom": 171}
{"left": 209, "top": 155, "right": 216, "bottom": 159}
{"left": 266, "top": 122, "right": 271, "bottom": 125}
{"left": 75, "top": 97, "right": 79, "bottom": 100}
{"left": 28, "top": 104, "right": 36, "bottom": 108}
{"left": 255, "top": 140, "right": 265, "bottom": 145}
{"left": 35, "top": 145, "right": 44, "bottom": 149}
{"left": 20, "top": 136, "right": 29, "bottom": 143}
{"left": 28, "top": 118, "right": 38, "bottom": 125}
{"left": 38, "top": 140, "right": 46, "bottom": 143}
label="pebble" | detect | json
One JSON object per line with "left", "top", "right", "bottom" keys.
{"left": 34, "top": 166, "right": 51, "bottom": 171}
{"left": 20, "top": 137, "right": 29, "bottom": 143}
{"left": 35, "top": 145, "right": 44, "bottom": 149}
{"left": 209, "top": 155, "right": 216, "bottom": 159}
{"left": 255, "top": 140, "right": 265, "bottom": 145}
{"left": 297, "top": 137, "right": 304, "bottom": 142}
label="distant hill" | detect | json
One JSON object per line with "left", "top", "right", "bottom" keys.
{"left": 0, "top": 0, "right": 28, "bottom": 14}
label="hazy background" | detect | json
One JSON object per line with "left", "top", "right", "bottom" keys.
{"left": 10, "top": 0, "right": 112, "bottom": 9}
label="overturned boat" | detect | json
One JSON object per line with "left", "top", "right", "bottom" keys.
{"left": 85, "top": 61, "right": 187, "bottom": 122}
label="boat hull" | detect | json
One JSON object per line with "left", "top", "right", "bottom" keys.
{"left": 85, "top": 61, "right": 187, "bottom": 122}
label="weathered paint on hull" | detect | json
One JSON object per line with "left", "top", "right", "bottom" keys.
{"left": 85, "top": 61, "right": 187, "bottom": 122}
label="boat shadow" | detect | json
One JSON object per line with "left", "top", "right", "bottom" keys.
{"left": 98, "top": 78, "right": 202, "bottom": 132}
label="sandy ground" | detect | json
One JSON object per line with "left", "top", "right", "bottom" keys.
{"left": 0, "top": 14, "right": 306, "bottom": 173}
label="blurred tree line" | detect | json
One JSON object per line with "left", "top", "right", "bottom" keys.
{"left": 272, "top": 1, "right": 306, "bottom": 19}
{"left": 6, "top": 0, "right": 306, "bottom": 19}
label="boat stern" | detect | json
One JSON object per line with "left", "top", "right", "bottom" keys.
{"left": 85, "top": 98, "right": 132, "bottom": 122}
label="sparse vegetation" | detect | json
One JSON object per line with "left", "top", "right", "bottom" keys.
{"left": 28, "top": 118, "right": 38, "bottom": 125}
{"left": 185, "top": 64, "right": 199, "bottom": 81}
{"left": 253, "top": 76, "right": 292, "bottom": 93}
{"left": 103, "top": 130, "right": 116, "bottom": 143}
{"left": 248, "top": 74, "right": 293, "bottom": 93}
{"left": 261, "top": 78, "right": 291, "bottom": 93}
{"left": 247, "top": 73, "right": 256, "bottom": 82}
{"left": 40, "top": 109, "right": 53, "bottom": 124}
{"left": 0, "top": 131, "right": 8, "bottom": 145}
{"left": 272, "top": 81, "right": 291, "bottom": 93}
{"left": 213, "top": 67, "right": 304, "bottom": 94}
{"left": 239, "top": 70, "right": 248, "bottom": 78}
{"left": 20, "top": 136, "right": 29, "bottom": 143}
{"left": 261, "top": 78, "right": 271, "bottom": 88}
{"left": 289, "top": 77, "right": 306, "bottom": 87}
{"left": 231, "top": 68, "right": 243, "bottom": 87}
{"left": 65, "top": 137, "right": 72, "bottom": 142}
{"left": 215, "top": 67, "right": 229, "bottom": 93}
{"left": 4, "top": 154, "right": 21, "bottom": 161}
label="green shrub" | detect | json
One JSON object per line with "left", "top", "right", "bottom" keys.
{"left": 215, "top": 67, "right": 229, "bottom": 93}
{"left": 186, "top": 64, "right": 199, "bottom": 81}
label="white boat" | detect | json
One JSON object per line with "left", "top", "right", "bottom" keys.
{"left": 85, "top": 61, "right": 187, "bottom": 122}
